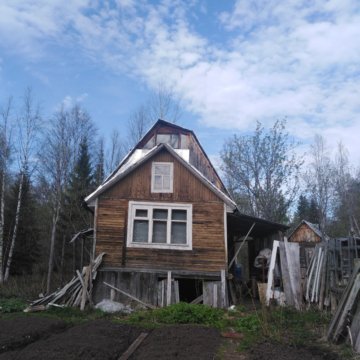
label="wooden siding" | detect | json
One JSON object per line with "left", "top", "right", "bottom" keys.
{"left": 288, "top": 223, "right": 321, "bottom": 244}
{"left": 137, "top": 122, "right": 226, "bottom": 194}
{"left": 96, "top": 148, "right": 226, "bottom": 273}
{"left": 188, "top": 135, "right": 226, "bottom": 193}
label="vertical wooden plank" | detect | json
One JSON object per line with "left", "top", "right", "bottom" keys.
{"left": 212, "top": 283, "right": 217, "bottom": 308}
{"left": 284, "top": 240, "right": 302, "bottom": 310}
{"left": 266, "top": 240, "right": 279, "bottom": 305}
{"left": 223, "top": 204, "right": 228, "bottom": 265}
{"left": 279, "top": 242, "right": 294, "bottom": 307}
{"left": 110, "top": 272, "right": 116, "bottom": 301}
{"left": 167, "top": 271, "right": 172, "bottom": 306}
{"left": 221, "top": 269, "right": 227, "bottom": 308}
{"left": 174, "top": 280, "right": 180, "bottom": 303}
{"left": 92, "top": 198, "right": 98, "bottom": 261}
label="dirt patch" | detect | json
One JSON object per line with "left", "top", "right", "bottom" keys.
{"left": 247, "top": 341, "right": 341, "bottom": 360}
{"left": 0, "top": 317, "right": 345, "bottom": 360}
{"left": 0, "top": 316, "right": 67, "bottom": 353}
{"left": 131, "top": 325, "right": 221, "bottom": 360}
{"left": 0, "top": 320, "right": 141, "bottom": 360}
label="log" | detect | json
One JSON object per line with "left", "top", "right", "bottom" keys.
{"left": 118, "top": 332, "right": 148, "bottom": 360}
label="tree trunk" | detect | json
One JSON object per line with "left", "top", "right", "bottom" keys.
{"left": 46, "top": 202, "right": 60, "bottom": 294}
{"left": 0, "top": 172, "right": 5, "bottom": 284}
{"left": 4, "top": 173, "right": 24, "bottom": 282}
{"left": 60, "top": 234, "right": 66, "bottom": 286}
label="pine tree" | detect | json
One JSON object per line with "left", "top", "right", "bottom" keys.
{"left": 65, "top": 136, "right": 94, "bottom": 232}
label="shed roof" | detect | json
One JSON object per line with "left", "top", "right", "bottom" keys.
{"left": 288, "top": 220, "right": 323, "bottom": 240}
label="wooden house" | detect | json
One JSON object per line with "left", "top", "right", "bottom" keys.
{"left": 85, "top": 120, "right": 287, "bottom": 307}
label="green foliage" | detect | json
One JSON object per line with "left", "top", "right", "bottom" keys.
{"left": 235, "top": 314, "right": 261, "bottom": 333}
{"left": 0, "top": 298, "right": 26, "bottom": 313}
{"left": 127, "top": 302, "right": 225, "bottom": 328}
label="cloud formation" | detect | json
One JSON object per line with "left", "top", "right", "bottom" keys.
{"left": 1, "top": 0, "right": 359, "bottom": 162}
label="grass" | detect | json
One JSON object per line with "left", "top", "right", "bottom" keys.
{"left": 125, "top": 302, "right": 226, "bottom": 328}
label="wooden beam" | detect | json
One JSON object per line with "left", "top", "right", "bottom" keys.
{"left": 166, "top": 271, "right": 172, "bottom": 306}
{"left": 103, "top": 282, "right": 156, "bottom": 309}
{"left": 221, "top": 269, "right": 227, "bottom": 308}
{"left": 118, "top": 332, "right": 148, "bottom": 360}
{"left": 190, "top": 294, "right": 203, "bottom": 304}
{"left": 228, "top": 222, "right": 255, "bottom": 270}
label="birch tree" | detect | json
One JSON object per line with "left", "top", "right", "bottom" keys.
{"left": 41, "top": 104, "right": 96, "bottom": 292}
{"left": 0, "top": 98, "right": 13, "bottom": 283}
{"left": 305, "top": 135, "right": 334, "bottom": 233}
{"left": 4, "top": 89, "right": 41, "bottom": 281}
{"left": 41, "top": 108, "right": 72, "bottom": 293}
{"left": 126, "top": 83, "right": 183, "bottom": 149}
{"left": 221, "top": 119, "right": 302, "bottom": 222}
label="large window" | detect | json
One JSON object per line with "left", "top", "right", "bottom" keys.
{"left": 127, "top": 201, "right": 192, "bottom": 250}
{"left": 151, "top": 162, "right": 173, "bottom": 193}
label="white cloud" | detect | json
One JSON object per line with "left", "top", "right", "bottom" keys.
{"left": 1, "top": 0, "right": 360, "bottom": 164}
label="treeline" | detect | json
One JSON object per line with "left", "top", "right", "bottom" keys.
{"left": 0, "top": 86, "right": 181, "bottom": 292}
{"left": 0, "top": 88, "right": 359, "bottom": 292}
{"left": 221, "top": 121, "right": 360, "bottom": 237}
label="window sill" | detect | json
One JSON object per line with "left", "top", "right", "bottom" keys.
{"left": 127, "top": 242, "right": 192, "bottom": 251}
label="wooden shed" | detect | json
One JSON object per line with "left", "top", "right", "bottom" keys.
{"left": 288, "top": 220, "right": 323, "bottom": 277}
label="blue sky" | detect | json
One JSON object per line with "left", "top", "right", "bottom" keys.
{"left": 1, "top": 0, "right": 360, "bottom": 166}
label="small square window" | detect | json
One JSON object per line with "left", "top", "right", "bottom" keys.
{"left": 151, "top": 162, "right": 173, "bottom": 193}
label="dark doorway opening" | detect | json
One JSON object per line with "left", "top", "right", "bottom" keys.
{"left": 178, "top": 279, "right": 202, "bottom": 302}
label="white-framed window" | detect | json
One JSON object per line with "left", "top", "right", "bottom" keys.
{"left": 127, "top": 201, "right": 192, "bottom": 250}
{"left": 151, "top": 162, "right": 174, "bottom": 193}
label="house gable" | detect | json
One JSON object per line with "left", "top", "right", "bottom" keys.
{"left": 105, "top": 119, "right": 228, "bottom": 195}
{"left": 96, "top": 147, "right": 228, "bottom": 272}
{"left": 288, "top": 221, "right": 322, "bottom": 243}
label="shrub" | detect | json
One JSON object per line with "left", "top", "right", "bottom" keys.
{"left": 128, "top": 303, "right": 225, "bottom": 327}
{"left": 0, "top": 298, "right": 27, "bottom": 313}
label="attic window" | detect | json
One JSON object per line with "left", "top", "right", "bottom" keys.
{"left": 156, "top": 134, "right": 179, "bottom": 148}
{"left": 127, "top": 201, "right": 192, "bottom": 250}
{"left": 151, "top": 162, "right": 173, "bottom": 193}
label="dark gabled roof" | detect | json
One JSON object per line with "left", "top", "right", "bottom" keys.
{"left": 103, "top": 119, "right": 229, "bottom": 196}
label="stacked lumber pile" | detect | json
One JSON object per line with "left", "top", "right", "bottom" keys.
{"left": 327, "top": 261, "right": 360, "bottom": 353}
{"left": 26, "top": 252, "right": 105, "bottom": 312}
{"left": 265, "top": 240, "right": 303, "bottom": 310}
{"left": 305, "top": 243, "right": 330, "bottom": 310}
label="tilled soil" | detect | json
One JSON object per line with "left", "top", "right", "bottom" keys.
{"left": 0, "top": 320, "right": 141, "bottom": 360}
{"left": 0, "top": 317, "right": 343, "bottom": 360}
{"left": 132, "top": 325, "right": 221, "bottom": 360}
{"left": 247, "top": 341, "right": 341, "bottom": 360}
{"left": 0, "top": 316, "right": 67, "bottom": 354}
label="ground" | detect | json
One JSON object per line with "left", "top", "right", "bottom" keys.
{"left": 0, "top": 316, "right": 345, "bottom": 360}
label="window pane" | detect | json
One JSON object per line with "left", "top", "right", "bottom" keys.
{"left": 157, "top": 134, "right": 179, "bottom": 148}
{"left": 155, "top": 164, "right": 170, "bottom": 175}
{"left": 163, "top": 175, "right": 171, "bottom": 190}
{"left": 172, "top": 210, "right": 186, "bottom": 221}
{"left": 133, "top": 220, "right": 148, "bottom": 242}
{"left": 153, "top": 209, "right": 168, "bottom": 220}
{"left": 135, "top": 209, "right": 148, "bottom": 218}
{"left": 152, "top": 221, "right": 167, "bottom": 243}
{"left": 154, "top": 175, "right": 162, "bottom": 189}
{"left": 171, "top": 222, "right": 186, "bottom": 244}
